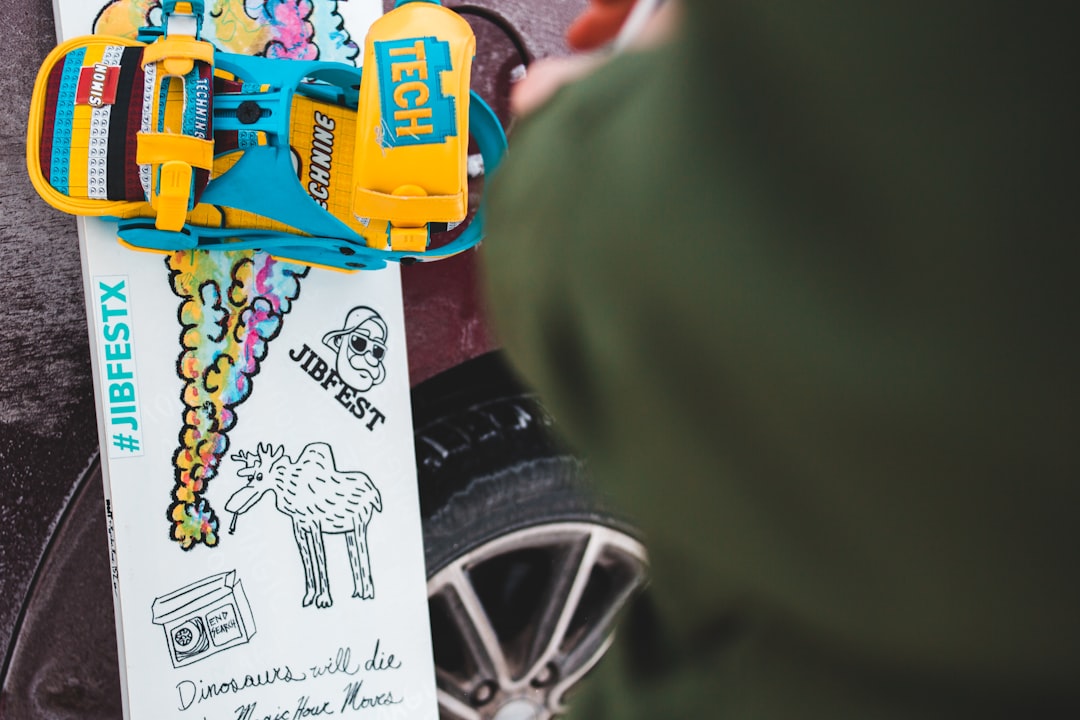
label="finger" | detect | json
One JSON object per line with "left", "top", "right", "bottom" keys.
{"left": 566, "top": 0, "right": 638, "bottom": 52}
{"left": 510, "top": 55, "right": 604, "bottom": 116}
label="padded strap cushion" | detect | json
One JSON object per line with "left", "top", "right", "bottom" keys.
{"left": 32, "top": 38, "right": 153, "bottom": 204}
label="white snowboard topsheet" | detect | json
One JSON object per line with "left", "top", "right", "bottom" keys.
{"left": 56, "top": 2, "right": 439, "bottom": 718}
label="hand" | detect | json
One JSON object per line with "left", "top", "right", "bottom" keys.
{"left": 510, "top": 0, "right": 682, "bottom": 117}
{"left": 566, "top": 0, "right": 640, "bottom": 52}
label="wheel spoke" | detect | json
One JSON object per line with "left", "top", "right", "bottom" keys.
{"left": 548, "top": 555, "right": 646, "bottom": 713}
{"left": 560, "top": 541, "right": 647, "bottom": 671}
{"left": 437, "top": 686, "right": 484, "bottom": 720}
{"left": 550, "top": 634, "right": 614, "bottom": 714}
{"left": 522, "top": 533, "right": 598, "bottom": 681}
{"left": 435, "top": 666, "right": 475, "bottom": 710}
{"left": 442, "top": 564, "right": 512, "bottom": 685}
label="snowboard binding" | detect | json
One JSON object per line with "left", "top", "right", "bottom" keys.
{"left": 27, "top": 0, "right": 506, "bottom": 270}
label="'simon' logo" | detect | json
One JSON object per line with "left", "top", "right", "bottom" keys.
{"left": 76, "top": 63, "right": 120, "bottom": 107}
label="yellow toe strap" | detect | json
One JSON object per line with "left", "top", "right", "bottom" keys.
{"left": 141, "top": 35, "right": 214, "bottom": 77}
{"left": 136, "top": 133, "right": 214, "bottom": 231}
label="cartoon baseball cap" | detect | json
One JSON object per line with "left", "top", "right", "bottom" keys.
{"left": 322, "top": 306, "right": 388, "bottom": 352}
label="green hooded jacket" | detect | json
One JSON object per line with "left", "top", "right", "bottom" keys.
{"left": 485, "top": 3, "right": 1080, "bottom": 717}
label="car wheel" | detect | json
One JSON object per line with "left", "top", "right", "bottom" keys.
{"left": 413, "top": 354, "right": 649, "bottom": 720}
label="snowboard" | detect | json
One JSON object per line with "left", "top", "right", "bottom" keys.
{"left": 40, "top": 1, "right": 441, "bottom": 717}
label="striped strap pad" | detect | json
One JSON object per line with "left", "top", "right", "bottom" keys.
{"left": 37, "top": 42, "right": 148, "bottom": 202}
{"left": 33, "top": 35, "right": 215, "bottom": 213}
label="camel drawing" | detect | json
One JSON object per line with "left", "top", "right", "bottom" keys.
{"left": 225, "top": 442, "right": 382, "bottom": 608}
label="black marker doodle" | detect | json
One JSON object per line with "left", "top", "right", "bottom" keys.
{"left": 151, "top": 570, "right": 256, "bottom": 668}
{"left": 226, "top": 443, "right": 383, "bottom": 608}
{"left": 321, "top": 306, "right": 388, "bottom": 392}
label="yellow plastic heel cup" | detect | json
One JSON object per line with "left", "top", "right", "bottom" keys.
{"left": 352, "top": 2, "right": 475, "bottom": 252}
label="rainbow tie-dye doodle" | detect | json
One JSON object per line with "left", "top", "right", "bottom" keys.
{"left": 167, "top": 250, "right": 308, "bottom": 548}
{"left": 93, "top": 0, "right": 360, "bottom": 62}
{"left": 83, "top": 0, "right": 359, "bottom": 548}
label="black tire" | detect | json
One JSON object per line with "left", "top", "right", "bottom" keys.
{"left": 413, "top": 353, "right": 649, "bottom": 720}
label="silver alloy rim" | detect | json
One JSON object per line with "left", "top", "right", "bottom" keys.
{"left": 428, "top": 522, "right": 649, "bottom": 720}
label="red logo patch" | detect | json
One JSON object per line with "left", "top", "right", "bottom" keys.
{"left": 76, "top": 63, "right": 120, "bottom": 107}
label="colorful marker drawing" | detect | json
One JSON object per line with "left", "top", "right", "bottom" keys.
{"left": 225, "top": 442, "right": 383, "bottom": 608}
{"left": 92, "top": 0, "right": 360, "bottom": 62}
{"left": 84, "top": 0, "right": 363, "bottom": 548}
{"left": 167, "top": 251, "right": 308, "bottom": 549}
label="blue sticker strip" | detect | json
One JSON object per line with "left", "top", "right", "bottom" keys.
{"left": 156, "top": 76, "right": 170, "bottom": 132}
{"left": 374, "top": 36, "right": 457, "bottom": 148}
{"left": 183, "top": 69, "right": 212, "bottom": 140}
{"left": 50, "top": 47, "right": 87, "bottom": 195}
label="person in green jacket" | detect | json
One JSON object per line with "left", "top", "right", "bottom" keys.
{"left": 484, "top": 1, "right": 1080, "bottom": 717}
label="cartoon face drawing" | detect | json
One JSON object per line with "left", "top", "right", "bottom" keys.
{"left": 322, "top": 306, "right": 388, "bottom": 391}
